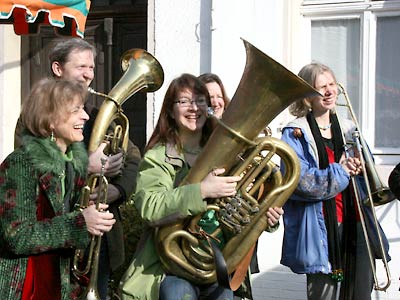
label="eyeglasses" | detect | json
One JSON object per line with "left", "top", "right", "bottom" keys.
{"left": 174, "top": 97, "right": 207, "bottom": 107}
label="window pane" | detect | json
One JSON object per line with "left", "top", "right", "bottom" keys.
{"left": 375, "top": 15, "right": 400, "bottom": 148}
{"left": 311, "top": 19, "right": 361, "bottom": 122}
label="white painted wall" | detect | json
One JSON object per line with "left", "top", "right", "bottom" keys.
{"left": 147, "top": 0, "right": 293, "bottom": 141}
{"left": 0, "top": 25, "right": 21, "bottom": 162}
{"left": 147, "top": 0, "right": 203, "bottom": 138}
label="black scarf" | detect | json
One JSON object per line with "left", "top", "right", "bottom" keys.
{"left": 64, "top": 161, "right": 75, "bottom": 212}
{"left": 306, "top": 111, "right": 345, "bottom": 280}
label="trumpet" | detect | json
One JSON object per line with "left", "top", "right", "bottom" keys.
{"left": 336, "top": 83, "right": 392, "bottom": 291}
{"left": 72, "top": 158, "right": 108, "bottom": 300}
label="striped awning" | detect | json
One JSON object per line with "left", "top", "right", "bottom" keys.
{"left": 0, "top": 0, "right": 91, "bottom": 37}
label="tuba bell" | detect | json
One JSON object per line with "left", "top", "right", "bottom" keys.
{"left": 154, "top": 39, "right": 320, "bottom": 286}
{"left": 72, "top": 49, "right": 164, "bottom": 299}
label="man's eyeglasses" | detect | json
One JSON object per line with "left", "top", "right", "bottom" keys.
{"left": 174, "top": 97, "right": 207, "bottom": 107}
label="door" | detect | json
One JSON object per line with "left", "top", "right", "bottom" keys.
{"left": 21, "top": 0, "right": 148, "bottom": 152}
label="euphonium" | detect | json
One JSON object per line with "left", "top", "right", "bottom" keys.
{"left": 87, "top": 48, "right": 164, "bottom": 154}
{"left": 154, "top": 39, "right": 320, "bottom": 286}
{"left": 72, "top": 49, "right": 164, "bottom": 299}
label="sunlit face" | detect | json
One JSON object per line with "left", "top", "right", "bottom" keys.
{"left": 206, "top": 82, "right": 225, "bottom": 118}
{"left": 54, "top": 49, "right": 95, "bottom": 87}
{"left": 171, "top": 88, "right": 208, "bottom": 135}
{"left": 310, "top": 71, "right": 338, "bottom": 115}
{"left": 52, "top": 96, "right": 89, "bottom": 153}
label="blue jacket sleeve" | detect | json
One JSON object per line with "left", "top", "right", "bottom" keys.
{"left": 281, "top": 127, "right": 350, "bottom": 202}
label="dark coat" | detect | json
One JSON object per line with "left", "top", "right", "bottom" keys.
{"left": 0, "top": 135, "right": 90, "bottom": 300}
{"left": 389, "top": 162, "right": 400, "bottom": 200}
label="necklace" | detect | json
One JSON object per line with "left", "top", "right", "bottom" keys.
{"left": 318, "top": 123, "right": 331, "bottom": 131}
{"left": 182, "top": 145, "right": 202, "bottom": 155}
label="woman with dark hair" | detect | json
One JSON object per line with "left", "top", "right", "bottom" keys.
{"left": 120, "top": 73, "right": 282, "bottom": 300}
{"left": 146, "top": 73, "right": 213, "bottom": 152}
{"left": 0, "top": 78, "right": 116, "bottom": 300}
{"left": 280, "top": 62, "right": 390, "bottom": 300}
{"left": 120, "top": 73, "right": 240, "bottom": 300}
{"left": 198, "top": 73, "right": 230, "bottom": 118}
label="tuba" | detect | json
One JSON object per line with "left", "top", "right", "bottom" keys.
{"left": 154, "top": 39, "right": 320, "bottom": 286}
{"left": 72, "top": 49, "right": 164, "bottom": 299}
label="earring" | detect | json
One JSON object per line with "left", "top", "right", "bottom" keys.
{"left": 50, "top": 131, "right": 55, "bottom": 142}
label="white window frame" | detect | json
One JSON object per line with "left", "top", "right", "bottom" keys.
{"left": 299, "top": 0, "right": 400, "bottom": 165}
{"left": 303, "top": 0, "right": 364, "bottom": 5}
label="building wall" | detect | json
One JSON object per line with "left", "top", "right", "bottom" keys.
{"left": 147, "top": 0, "right": 295, "bottom": 139}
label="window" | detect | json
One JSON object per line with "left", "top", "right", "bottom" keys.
{"left": 375, "top": 15, "right": 400, "bottom": 148}
{"left": 301, "top": 0, "right": 400, "bottom": 164}
{"left": 311, "top": 18, "right": 361, "bottom": 120}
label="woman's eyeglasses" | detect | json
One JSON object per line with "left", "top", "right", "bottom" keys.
{"left": 174, "top": 97, "right": 207, "bottom": 107}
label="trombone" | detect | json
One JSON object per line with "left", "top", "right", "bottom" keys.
{"left": 336, "top": 83, "right": 392, "bottom": 291}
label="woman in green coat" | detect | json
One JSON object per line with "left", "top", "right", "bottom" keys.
{"left": 120, "top": 73, "right": 239, "bottom": 300}
{"left": 0, "top": 78, "right": 116, "bottom": 300}
{"left": 120, "top": 74, "right": 282, "bottom": 300}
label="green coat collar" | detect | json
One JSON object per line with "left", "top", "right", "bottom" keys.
{"left": 165, "top": 143, "right": 185, "bottom": 168}
{"left": 21, "top": 134, "right": 88, "bottom": 176}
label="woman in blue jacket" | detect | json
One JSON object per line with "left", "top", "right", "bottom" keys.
{"left": 280, "top": 63, "right": 390, "bottom": 300}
